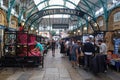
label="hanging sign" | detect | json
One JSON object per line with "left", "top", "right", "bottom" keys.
{"left": 41, "top": 8, "right": 84, "bottom": 17}
{"left": 26, "top": 8, "right": 85, "bottom": 25}
{"left": 52, "top": 24, "right": 69, "bottom": 29}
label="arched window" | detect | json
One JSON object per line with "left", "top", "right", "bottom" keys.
{"left": 10, "top": 20, "right": 17, "bottom": 28}
{"left": 114, "top": 11, "right": 120, "bottom": 22}
{"left": 3, "top": 0, "right": 8, "bottom": 7}
{"left": 98, "top": 20, "right": 103, "bottom": 27}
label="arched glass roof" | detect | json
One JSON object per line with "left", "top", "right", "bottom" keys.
{"left": 33, "top": 0, "right": 80, "bottom": 18}
{"left": 26, "top": 0, "right": 120, "bottom": 32}
{"left": 33, "top": 0, "right": 120, "bottom": 18}
{"left": 34, "top": 0, "right": 80, "bottom": 10}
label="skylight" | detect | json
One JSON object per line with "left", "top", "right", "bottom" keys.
{"left": 45, "top": 6, "right": 64, "bottom": 9}
{"left": 34, "top": 0, "right": 80, "bottom": 10}
{"left": 43, "top": 14, "right": 70, "bottom": 18}
{"left": 33, "top": 0, "right": 80, "bottom": 18}
{"left": 95, "top": 8, "right": 103, "bottom": 16}
{"left": 66, "top": 2, "right": 75, "bottom": 9}
{"left": 49, "top": 0, "right": 64, "bottom": 5}
{"left": 34, "top": 0, "right": 41, "bottom": 5}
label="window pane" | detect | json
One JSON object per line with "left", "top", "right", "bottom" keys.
{"left": 69, "top": 0, "right": 80, "bottom": 5}
{"left": 66, "top": 2, "right": 75, "bottom": 9}
{"left": 49, "top": 0, "right": 64, "bottom": 5}
{"left": 34, "top": 0, "right": 44, "bottom": 5}
{"left": 114, "top": 12, "right": 120, "bottom": 22}
{"left": 98, "top": 20, "right": 103, "bottom": 27}
{"left": 43, "top": 14, "right": 70, "bottom": 18}
{"left": 3, "top": 0, "right": 8, "bottom": 7}
{"left": 37, "top": 3, "right": 46, "bottom": 10}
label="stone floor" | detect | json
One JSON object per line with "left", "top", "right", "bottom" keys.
{"left": 0, "top": 49, "right": 120, "bottom": 80}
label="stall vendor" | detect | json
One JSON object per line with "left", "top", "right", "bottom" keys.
{"left": 107, "top": 50, "right": 119, "bottom": 60}
{"left": 18, "top": 23, "right": 24, "bottom": 31}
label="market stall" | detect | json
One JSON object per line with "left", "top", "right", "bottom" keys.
{"left": 1, "top": 30, "right": 44, "bottom": 67}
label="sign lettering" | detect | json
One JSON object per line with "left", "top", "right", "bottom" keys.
{"left": 26, "top": 8, "right": 85, "bottom": 26}
{"left": 41, "top": 9, "right": 84, "bottom": 17}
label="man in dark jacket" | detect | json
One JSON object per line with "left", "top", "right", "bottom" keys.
{"left": 83, "top": 38, "right": 95, "bottom": 70}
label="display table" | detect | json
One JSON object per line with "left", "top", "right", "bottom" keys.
{"left": 110, "top": 58, "right": 120, "bottom": 71}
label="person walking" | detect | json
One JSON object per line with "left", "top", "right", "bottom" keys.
{"left": 68, "top": 39, "right": 73, "bottom": 61}
{"left": 77, "top": 40, "right": 84, "bottom": 66}
{"left": 71, "top": 39, "right": 78, "bottom": 68}
{"left": 51, "top": 39, "right": 56, "bottom": 57}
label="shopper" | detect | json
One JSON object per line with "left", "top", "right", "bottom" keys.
{"left": 97, "top": 39, "right": 107, "bottom": 71}
{"left": 71, "top": 39, "right": 78, "bottom": 68}
{"left": 98, "top": 40, "right": 107, "bottom": 55}
{"left": 77, "top": 40, "right": 84, "bottom": 66}
{"left": 60, "top": 40, "right": 66, "bottom": 57}
{"left": 51, "top": 39, "right": 56, "bottom": 57}
{"left": 68, "top": 39, "right": 73, "bottom": 61}
{"left": 82, "top": 38, "right": 95, "bottom": 70}
{"left": 65, "top": 40, "right": 69, "bottom": 56}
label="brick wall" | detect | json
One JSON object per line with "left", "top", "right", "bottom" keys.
{"left": 10, "top": 15, "right": 18, "bottom": 29}
{"left": 0, "top": 9, "right": 7, "bottom": 26}
{"left": 88, "top": 24, "right": 93, "bottom": 34}
{"left": 108, "top": 7, "right": 120, "bottom": 30}
{"left": 97, "top": 16, "right": 106, "bottom": 31}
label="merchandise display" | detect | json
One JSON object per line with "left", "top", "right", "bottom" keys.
{"left": 4, "top": 31, "right": 16, "bottom": 56}
{"left": 2, "top": 31, "right": 44, "bottom": 67}
{"left": 107, "top": 50, "right": 120, "bottom": 71}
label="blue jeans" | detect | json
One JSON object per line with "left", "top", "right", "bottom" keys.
{"left": 71, "top": 54, "right": 77, "bottom": 61}
{"left": 69, "top": 54, "right": 71, "bottom": 61}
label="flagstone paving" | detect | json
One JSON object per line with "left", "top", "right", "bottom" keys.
{"left": 0, "top": 49, "right": 120, "bottom": 80}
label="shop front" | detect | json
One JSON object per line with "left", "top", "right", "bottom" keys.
{"left": 0, "top": 9, "right": 7, "bottom": 57}
{"left": 0, "top": 25, "right": 5, "bottom": 57}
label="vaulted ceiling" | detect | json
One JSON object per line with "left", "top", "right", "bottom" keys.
{"left": 20, "top": 0, "right": 119, "bottom": 31}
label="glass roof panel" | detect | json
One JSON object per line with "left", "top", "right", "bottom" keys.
{"left": 43, "top": 14, "right": 70, "bottom": 18}
{"left": 66, "top": 2, "right": 75, "bottom": 9}
{"left": 37, "top": 3, "right": 46, "bottom": 10}
{"left": 45, "top": 6, "right": 64, "bottom": 9}
{"left": 69, "top": 0, "right": 80, "bottom": 5}
{"left": 34, "top": 0, "right": 80, "bottom": 10}
{"left": 49, "top": 0, "right": 64, "bottom": 5}
{"left": 34, "top": 0, "right": 44, "bottom": 5}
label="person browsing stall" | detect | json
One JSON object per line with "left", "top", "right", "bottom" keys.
{"left": 32, "top": 41, "right": 44, "bottom": 55}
